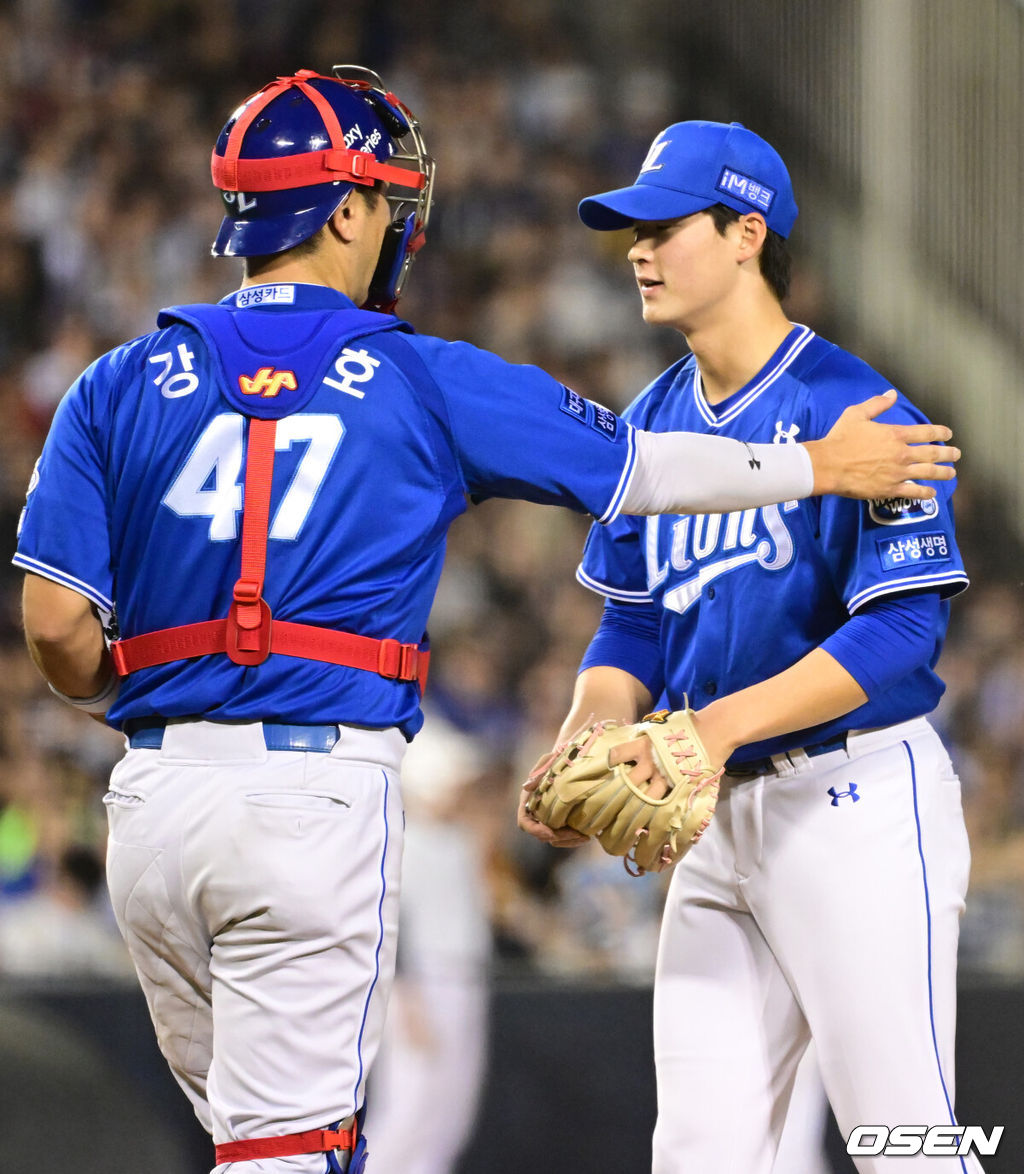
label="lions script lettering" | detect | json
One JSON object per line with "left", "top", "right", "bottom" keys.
{"left": 646, "top": 502, "right": 798, "bottom": 613}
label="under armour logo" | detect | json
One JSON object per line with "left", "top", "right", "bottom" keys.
{"left": 773, "top": 420, "right": 801, "bottom": 445}
{"left": 828, "top": 784, "right": 861, "bottom": 806}
{"left": 743, "top": 443, "right": 761, "bottom": 470}
{"left": 238, "top": 367, "right": 298, "bottom": 398}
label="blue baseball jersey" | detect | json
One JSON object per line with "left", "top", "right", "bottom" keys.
{"left": 15, "top": 282, "right": 638, "bottom": 737}
{"left": 578, "top": 324, "right": 968, "bottom": 759}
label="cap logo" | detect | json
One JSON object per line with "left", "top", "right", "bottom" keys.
{"left": 639, "top": 137, "right": 671, "bottom": 173}
{"left": 223, "top": 190, "right": 258, "bottom": 213}
{"left": 716, "top": 167, "right": 776, "bottom": 213}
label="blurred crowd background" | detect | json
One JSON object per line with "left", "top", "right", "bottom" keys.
{"left": 0, "top": 0, "right": 1022, "bottom": 1007}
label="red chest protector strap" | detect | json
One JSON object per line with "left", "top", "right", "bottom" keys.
{"left": 109, "top": 418, "right": 428, "bottom": 690}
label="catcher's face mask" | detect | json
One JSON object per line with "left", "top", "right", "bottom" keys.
{"left": 332, "top": 65, "right": 435, "bottom": 312}
{"left": 211, "top": 66, "right": 435, "bottom": 312}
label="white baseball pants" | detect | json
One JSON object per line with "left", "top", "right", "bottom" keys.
{"left": 104, "top": 721, "right": 406, "bottom": 1174}
{"left": 652, "top": 717, "right": 984, "bottom": 1174}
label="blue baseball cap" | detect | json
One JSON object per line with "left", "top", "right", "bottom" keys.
{"left": 579, "top": 120, "right": 798, "bottom": 238}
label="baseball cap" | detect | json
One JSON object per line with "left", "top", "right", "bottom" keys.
{"left": 579, "top": 121, "right": 798, "bottom": 238}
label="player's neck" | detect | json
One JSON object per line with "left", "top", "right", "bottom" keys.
{"left": 686, "top": 298, "right": 793, "bottom": 406}
{"left": 240, "top": 248, "right": 363, "bottom": 303}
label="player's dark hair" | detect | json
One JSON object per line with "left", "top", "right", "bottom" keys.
{"left": 244, "top": 183, "right": 385, "bottom": 280}
{"left": 706, "top": 203, "right": 791, "bottom": 302}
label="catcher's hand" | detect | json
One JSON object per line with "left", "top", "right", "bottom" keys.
{"left": 524, "top": 708, "right": 723, "bottom": 875}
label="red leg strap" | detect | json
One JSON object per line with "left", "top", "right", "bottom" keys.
{"left": 215, "top": 1124, "right": 355, "bottom": 1164}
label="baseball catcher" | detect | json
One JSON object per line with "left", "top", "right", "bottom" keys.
{"left": 525, "top": 708, "right": 723, "bottom": 874}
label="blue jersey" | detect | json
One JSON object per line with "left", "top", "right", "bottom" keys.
{"left": 15, "top": 282, "right": 638, "bottom": 737}
{"left": 578, "top": 324, "right": 968, "bottom": 759}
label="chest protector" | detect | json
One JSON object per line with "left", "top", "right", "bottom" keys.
{"left": 109, "top": 302, "right": 429, "bottom": 691}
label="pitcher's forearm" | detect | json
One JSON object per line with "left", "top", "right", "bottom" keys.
{"left": 558, "top": 665, "right": 653, "bottom": 743}
{"left": 694, "top": 648, "right": 868, "bottom": 765}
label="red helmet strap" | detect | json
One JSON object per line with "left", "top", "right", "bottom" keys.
{"left": 290, "top": 74, "right": 348, "bottom": 152}
{"left": 219, "top": 76, "right": 295, "bottom": 191}
{"left": 214, "top": 70, "right": 426, "bottom": 196}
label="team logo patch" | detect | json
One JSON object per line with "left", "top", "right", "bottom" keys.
{"left": 238, "top": 367, "right": 298, "bottom": 397}
{"left": 876, "top": 531, "right": 951, "bottom": 573}
{"left": 559, "top": 387, "right": 619, "bottom": 441}
{"left": 868, "top": 496, "right": 940, "bottom": 526}
{"left": 716, "top": 167, "right": 776, "bottom": 213}
{"left": 235, "top": 284, "right": 295, "bottom": 308}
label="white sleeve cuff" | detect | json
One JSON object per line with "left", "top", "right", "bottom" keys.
{"left": 48, "top": 673, "right": 120, "bottom": 715}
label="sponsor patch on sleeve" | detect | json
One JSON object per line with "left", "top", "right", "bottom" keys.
{"left": 868, "top": 496, "right": 940, "bottom": 526}
{"left": 876, "top": 532, "right": 952, "bottom": 573}
{"left": 559, "top": 386, "right": 619, "bottom": 441}
{"left": 591, "top": 403, "right": 619, "bottom": 440}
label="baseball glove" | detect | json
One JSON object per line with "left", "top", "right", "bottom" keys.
{"left": 526, "top": 708, "right": 722, "bottom": 875}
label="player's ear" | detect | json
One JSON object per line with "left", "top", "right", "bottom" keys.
{"left": 328, "top": 190, "right": 360, "bottom": 244}
{"left": 736, "top": 213, "right": 767, "bottom": 262}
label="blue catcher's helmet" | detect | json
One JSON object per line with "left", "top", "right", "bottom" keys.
{"left": 211, "top": 67, "right": 434, "bottom": 311}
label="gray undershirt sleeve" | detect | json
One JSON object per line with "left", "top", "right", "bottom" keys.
{"left": 620, "top": 429, "right": 814, "bottom": 516}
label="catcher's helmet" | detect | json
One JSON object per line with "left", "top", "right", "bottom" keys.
{"left": 211, "top": 67, "right": 434, "bottom": 311}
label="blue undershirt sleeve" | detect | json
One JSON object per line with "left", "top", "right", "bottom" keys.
{"left": 579, "top": 598, "right": 666, "bottom": 699}
{"left": 820, "top": 590, "right": 943, "bottom": 698}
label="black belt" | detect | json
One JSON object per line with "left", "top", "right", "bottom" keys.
{"left": 724, "top": 733, "right": 849, "bottom": 777}
{"left": 125, "top": 719, "right": 341, "bottom": 753}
